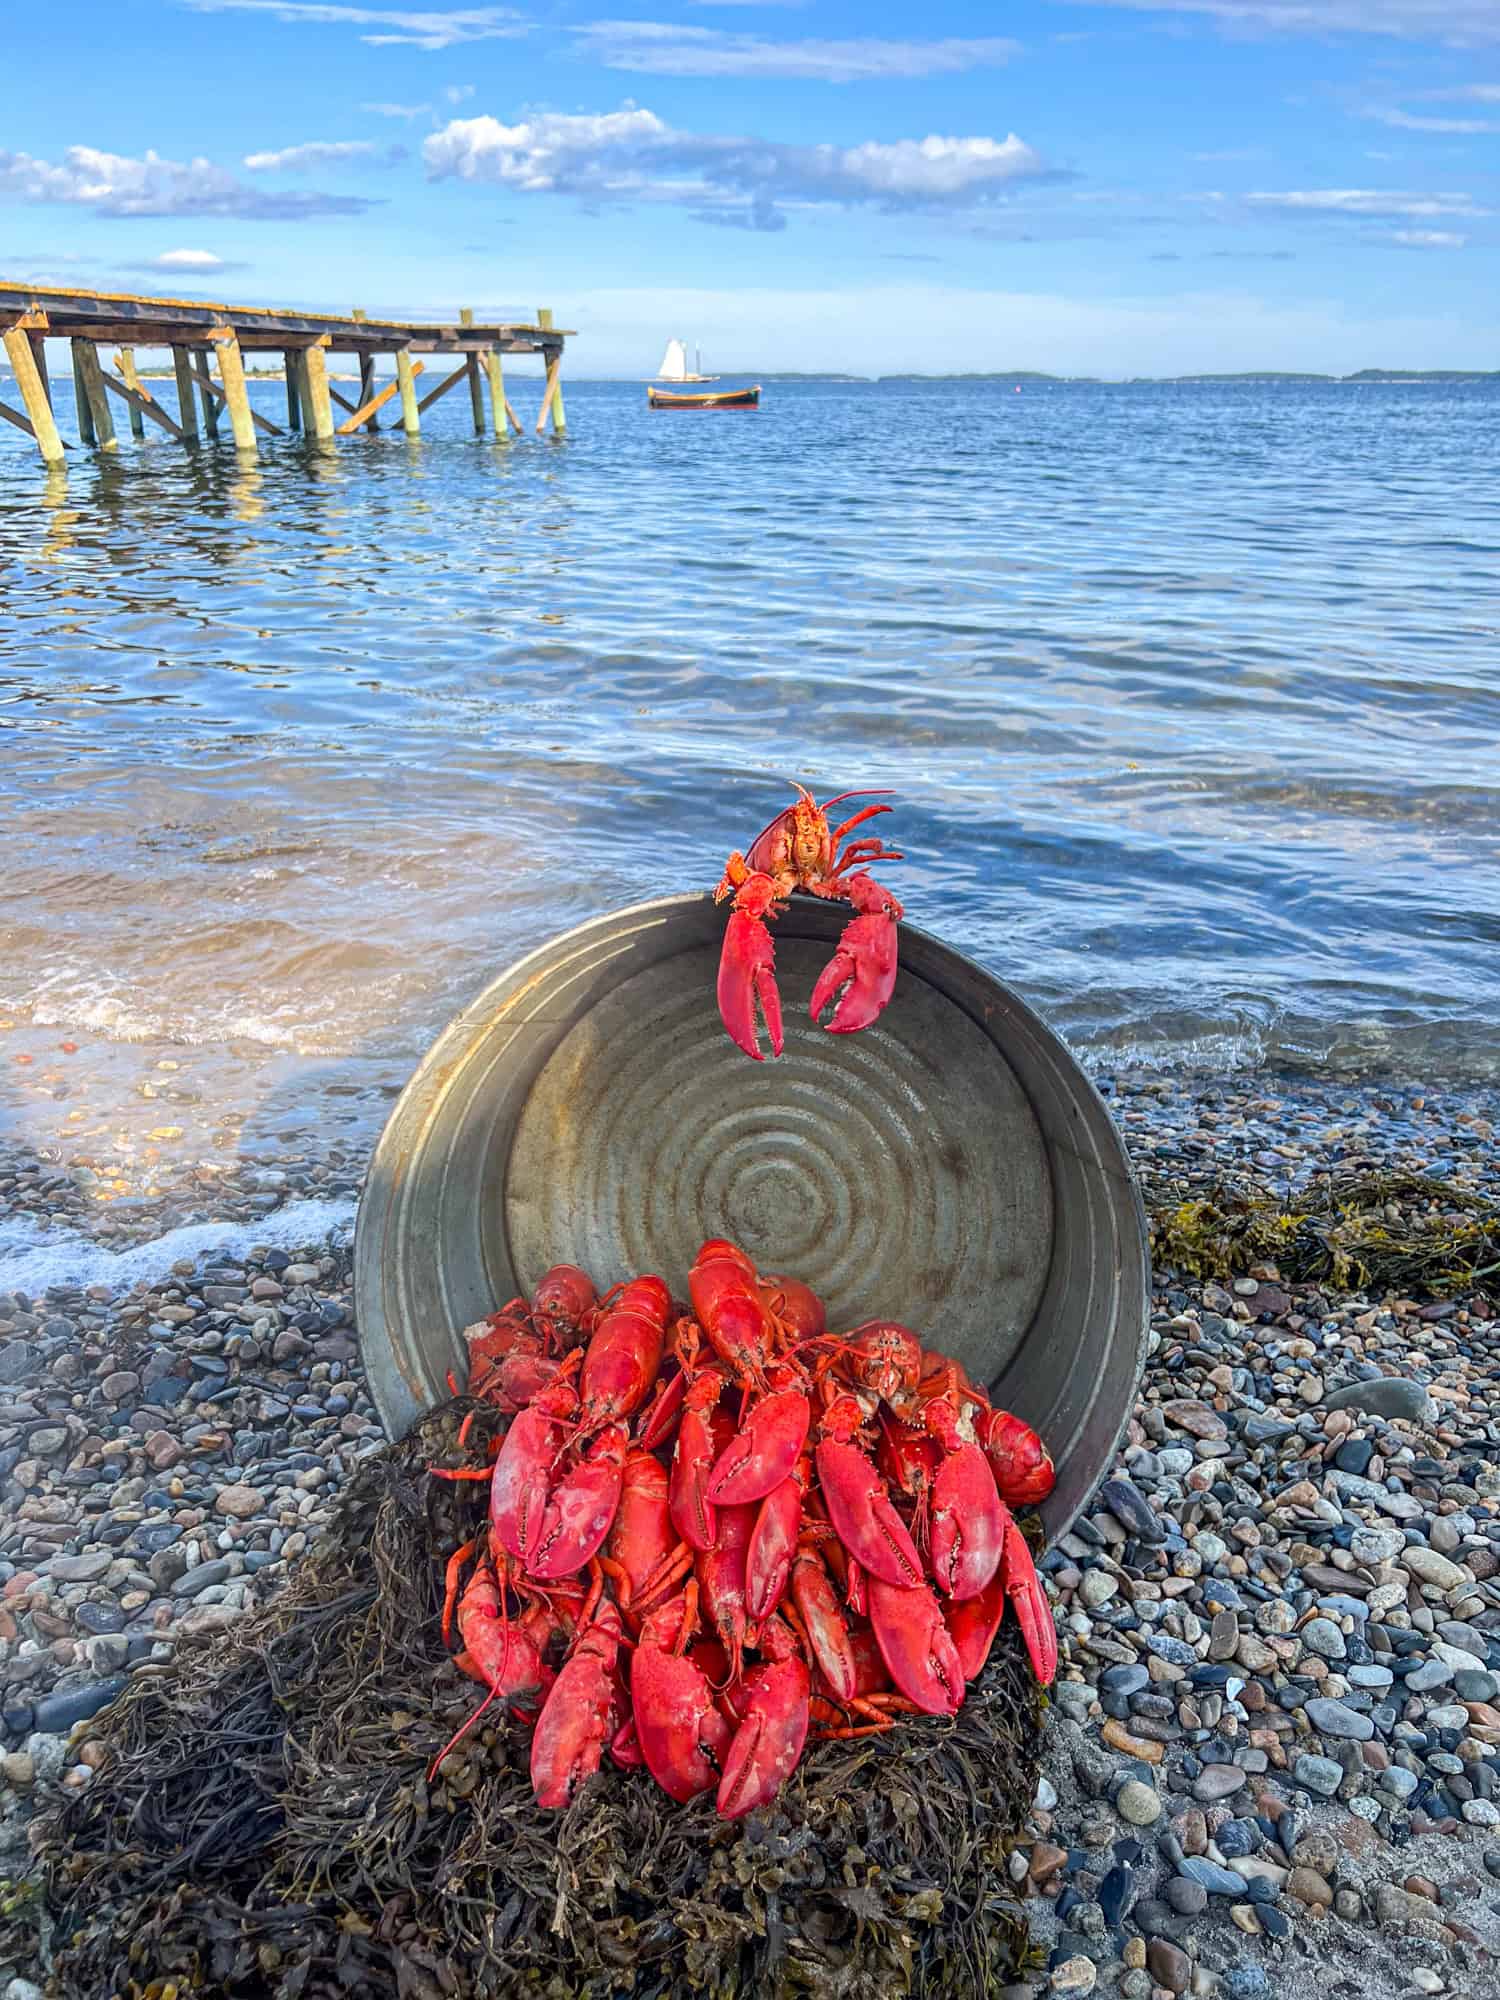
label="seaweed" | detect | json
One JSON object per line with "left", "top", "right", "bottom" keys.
{"left": 35, "top": 1405, "right": 1043, "bottom": 2000}
{"left": 1145, "top": 1168, "right": 1500, "bottom": 1298}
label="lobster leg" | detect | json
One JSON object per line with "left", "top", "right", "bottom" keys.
{"left": 808, "top": 874, "right": 902, "bottom": 1037}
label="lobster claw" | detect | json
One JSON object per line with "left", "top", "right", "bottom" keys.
{"left": 929, "top": 1443, "right": 1005, "bottom": 1602}
{"left": 490, "top": 1378, "right": 578, "bottom": 1564}
{"left": 943, "top": 1568, "right": 1007, "bottom": 1681}
{"left": 529, "top": 1599, "right": 623, "bottom": 1808}
{"left": 815, "top": 1436, "right": 924, "bottom": 1589}
{"left": 746, "top": 1472, "right": 803, "bottom": 1622}
{"left": 718, "top": 900, "right": 784, "bottom": 1062}
{"left": 706, "top": 1385, "right": 810, "bottom": 1506}
{"left": 867, "top": 1573, "right": 964, "bottom": 1716}
{"left": 999, "top": 1513, "right": 1058, "bottom": 1686}
{"left": 527, "top": 1422, "right": 629, "bottom": 1581}
{"left": 790, "top": 1548, "right": 857, "bottom": 1702}
{"left": 717, "top": 1647, "right": 811, "bottom": 1820}
{"left": 631, "top": 1596, "right": 733, "bottom": 1803}
{"left": 809, "top": 875, "right": 900, "bottom": 1036}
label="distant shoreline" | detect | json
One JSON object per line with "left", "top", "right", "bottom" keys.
{"left": 5, "top": 367, "right": 1497, "bottom": 389}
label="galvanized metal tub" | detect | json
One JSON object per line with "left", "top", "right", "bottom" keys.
{"left": 354, "top": 891, "right": 1149, "bottom": 1542}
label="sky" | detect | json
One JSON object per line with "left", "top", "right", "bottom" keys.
{"left": 2, "top": 0, "right": 1499, "bottom": 374}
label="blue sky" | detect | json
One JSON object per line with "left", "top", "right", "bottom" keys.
{"left": 3, "top": 0, "right": 1499, "bottom": 373}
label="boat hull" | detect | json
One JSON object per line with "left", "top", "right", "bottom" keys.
{"left": 648, "top": 385, "right": 760, "bottom": 411}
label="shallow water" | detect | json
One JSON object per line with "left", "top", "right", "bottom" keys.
{"left": 2, "top": 374, "right": 1498, "bottom": 1193}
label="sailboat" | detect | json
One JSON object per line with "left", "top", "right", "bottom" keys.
{"left": 647, "top": 336, "right": 760, "bottom": 411}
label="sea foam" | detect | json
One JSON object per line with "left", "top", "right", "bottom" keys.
{"left": 0, "top": 1197, "right": 358, "bottom": 1300}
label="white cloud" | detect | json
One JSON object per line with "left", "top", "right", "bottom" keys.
{"left": 150, "top": 247, "right": 230, "bottom": 268}
{"left": 243, "top": 138, "right": 403, "bottom": 170}
{"left": 0, "top": 144, "right": 374, "bottom": 218}
{"left": 575, "top": 24, "right": 1020, "bottom": 81}
{"left": 1366, "top": 107, "right": 1499, "bottom": 133}
{"left": 444, "top": 83, "right": 475, "bottom": 101}
{"left": 1427, "top": 83, "right": 1500, "bottom": 102}
{"left": 183, "top": 1, "right": 527, "bottom": 50}
{"left": 362, "top": 99, "right": 431, "bottom": 117}
{"left": 1053, "top": 1, "right": 1500, "bottom": 41}
{"left": 1246, "top": 188, "right": 1488, "bottom": 218}
{"left": 1392, "top": 228, "right": 1467, "bottom": 245}
{"left": 422, "top": 107, "right": 1049, "bottom": 228}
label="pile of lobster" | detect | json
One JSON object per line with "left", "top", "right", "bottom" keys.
{"left": 433, "top": 1238, "right": 1057, "bottom": 1823}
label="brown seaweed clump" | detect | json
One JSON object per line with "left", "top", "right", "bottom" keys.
{"left": 1146, "top": 1168, "right": 1500, "bottom": 1299}
{"left": 35, "top": 1404, "right": 1044, "bottom": 2000}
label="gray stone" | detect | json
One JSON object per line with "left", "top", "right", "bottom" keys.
{"left": 32, "top": 1677, "right": 126, "bottom": 1734}
{"left": 1301, "top": 1617, "right": 1346, "bottom": 1660}
{"left": 1293, "top": 1753, "right": 1344, "bottom": 1797}
{"left": 1117, "top": 1779, "right": 1162, "bottom": 1825}
{"left": 1324, "top": 1377, "right": 1434, "bottom": 1422}
{"left": 1164, "top": 1877, "right": 1208, "bottom": 1917}
{"left": 1177, "top": 1856, "right": 1243, "bottom": 1897}
{"left": 1347, "top": 1664, "right": 1394, "bottom": 1691}
{"left": 171, "top": 1558, "right": 231, "bottom": 1598}
{"left": 48, "top": 1551, "right": 113, "bottom": 1583}
{"left": 1305, "top": 1697, "right": 1374, "bottom": 1741}
{"left": 1351, "top": 1526, "right": 1406, "bottom": 1566}
{"left": 1400, "top": 1547, "right": 1468, "bottom": 1592}
{"left": 1405, "top": 1660, "right": 1453, "bottom": 1694}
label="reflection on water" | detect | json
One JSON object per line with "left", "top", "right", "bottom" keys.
{"left": 2, "top": 375, "right": 1499, "bottom": 1182}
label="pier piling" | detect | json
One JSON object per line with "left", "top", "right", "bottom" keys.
{"left": 1, "top": 281, "right": 572, "bottom": 468}
{"left": 172, "top": 347, "right": 200, "bottom": 440}
{"left": 1, "top": 322, "right": 65, "bottom": 463}
{"left": 117, "top": 348, "right": 147, "bottom": 440}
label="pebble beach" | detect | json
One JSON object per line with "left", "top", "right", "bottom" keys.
{"left": 1, "top": 1070, "right": 1498, "bottom": 1999}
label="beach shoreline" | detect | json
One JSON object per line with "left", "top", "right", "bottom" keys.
{"left": 1, "top": 1065, "right": 1497, "bottom": 1996}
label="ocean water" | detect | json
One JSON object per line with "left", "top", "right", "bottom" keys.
{"left": 2, "top": 373, "right": 1498, "bottom": 1198}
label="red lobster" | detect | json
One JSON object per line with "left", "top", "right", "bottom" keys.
{"left": 714, "top": 783, "right": 905, "bottom": 1061}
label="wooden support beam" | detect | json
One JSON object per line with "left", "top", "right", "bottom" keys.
{"left": 193, "top": 350, "right": 220, "bottom": 438}
{"left": 0, "top": 396, "right": 46, "bottom": 442}
{"left": 100, "top": 366, "right": 187, "bottom": 442}
{"left": 335, "top": 361, "right": 423, "bottom": 436}
{"left": 416, "top": 357, "right": 471, "bottom": 415}
{"left": 357, "top": 353, "right": 380, "bottom": 433}
{"left": 395, "top": 348, "right": 420, "bottom": 435}
{"left": 301, "top": 343, "right": 336, "bottom": 441}
{"left": 28, "top": 333, "right": 52, "bottom": 407}
{"left": 2, "top": 326, "right": 66, "bottom": 463}
{"left": 116, "top": 347, "right": 146, "bottom": 439}
{"left": 536, "top": 345, "right": 565, "bottom": 436}
{"left": 285, "top": 352, "right": 301, "bottom": 432}
{"left": 196, "top": 374, "right": 283, "bottom": 438}
{"left": 465, "top": 354, "right": 486, "bottom": 434}
{"left": 212, "top": 331, "right": 257, "bottom": 452}
{"left": 481, "top": 348, "right": 508, "bottom": 439}
{"left": 327, "top": 382, "right": 361, "bottom": 416}
{"left": 172, "top": 346, "right": 200, "bottom": 440}
{"left": 74, "top": 340, "right": 118, "bottom": 452}
{"left": 72, "top": 343, "right": 97, "bottom": 446}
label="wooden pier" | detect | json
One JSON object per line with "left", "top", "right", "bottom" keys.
{"left": 0, "top": 281, "right": 573, "bottom": 465}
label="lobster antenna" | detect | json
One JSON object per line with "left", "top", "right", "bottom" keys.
{"left": 427, "top": 1683, "right": 499, "bottom": 1783}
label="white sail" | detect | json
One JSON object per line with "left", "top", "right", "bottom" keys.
{"left": 656, "top": 337, "right": 689, "bottom": 381}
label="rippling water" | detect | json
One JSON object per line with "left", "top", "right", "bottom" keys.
{"left": 2, "top": 374, "right": 1498, "bottom": 1180}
